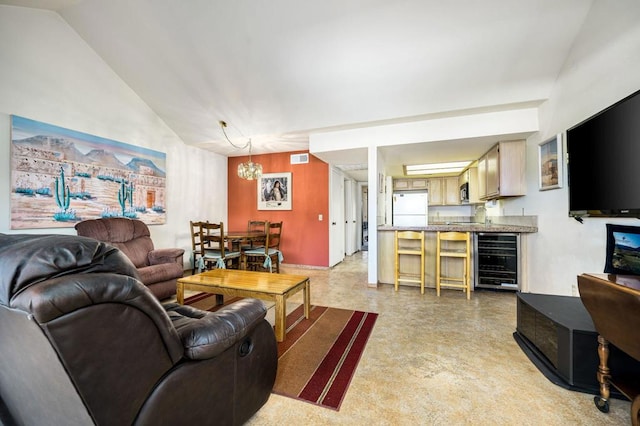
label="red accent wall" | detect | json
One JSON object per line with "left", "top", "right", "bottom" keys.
{"left": 228, "top": 151, "right": 329, "bottom": 267}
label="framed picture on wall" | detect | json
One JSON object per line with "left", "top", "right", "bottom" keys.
{"left": 258, "top": 172, "right": 292, "bottom": 210}
{"left": 10, "top": 115, "right": 167, "bottom": 229}
{"left": 538, "top": 133, "right": 563, "bottom": 191}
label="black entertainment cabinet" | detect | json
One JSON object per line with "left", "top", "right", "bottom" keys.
{"left": 514, "top": 292, "right": 640, "bottom": 396}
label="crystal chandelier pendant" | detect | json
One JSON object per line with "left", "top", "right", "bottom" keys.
{"left": 238, "top": 161, "right": 262, "bottom": 180}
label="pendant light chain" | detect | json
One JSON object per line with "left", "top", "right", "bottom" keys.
{"left": 219, "top": 120, "right": 263, "bottom": 180}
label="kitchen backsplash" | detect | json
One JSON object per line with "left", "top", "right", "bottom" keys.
{"left": 428, "top": 214, "right": 537, "bottom": 227}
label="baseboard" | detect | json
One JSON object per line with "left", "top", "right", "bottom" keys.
{"left": 281, "top": 263, "right": 330, "bottom": 270}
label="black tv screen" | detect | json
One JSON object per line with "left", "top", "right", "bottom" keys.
{"left": 567, "top": 89, "right": 640, "bottom": 218}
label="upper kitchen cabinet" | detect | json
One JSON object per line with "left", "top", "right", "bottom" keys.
{"left": 428, "top": 177, "right": 459, "bottom": 206}
{"left": 393, "top": 178, "right": 428, "bottom": 191}
{"left": 477, "top": 141, "right": 526, "bottom": 200}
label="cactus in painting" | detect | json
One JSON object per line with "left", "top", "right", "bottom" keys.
{"left": 53, "top": 166, "right": 77, "bottom": 221}
{"left": 128, "top": 182, "right": 134, "bottom": 208}
{"left": 54, "top": 166, "right": 71, "bottom": 212}
{"left": 118, "top": 181, "right": 129, "bottom": 216}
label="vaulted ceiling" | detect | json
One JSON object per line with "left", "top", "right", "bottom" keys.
{"left": 1, "top": 0, "right": 595, "bottom": 179}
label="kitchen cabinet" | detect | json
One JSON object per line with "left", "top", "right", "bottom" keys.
{"left": 478, "top": 141, "right": 526, "bottom": 200}
{"left": 393, "top": 178, "right": 428, "bottom": 191}
{"left": 459, "top": 166, "right": 481, "bottom": 204}
{"left": 427, "top": 177, "right": 459, "bottom": 206}
{"left": 428, "top": 178, "right": 444, "bottom": 205}
{"left": 444, "top": 177, "right": 460, "bottom": 205}
{"left": 477, "top": 156, "right": 487, "bottom": 200}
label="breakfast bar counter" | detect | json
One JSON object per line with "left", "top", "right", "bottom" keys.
{"left": 378, "top": 223, "right": 538, "bottom": 233}
{"left": 378, "top": 222, "right": 537, "bottom": 291}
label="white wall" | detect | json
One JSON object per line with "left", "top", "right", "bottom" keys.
{"left": 503, "top": 0, "right": 640, "bottom": 295}
{"left": 0, "top": 6, "right": 228, "bottom": 267}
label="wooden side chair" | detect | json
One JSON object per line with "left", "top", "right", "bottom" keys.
{"left": 189, "top": 220, "right": 207, "bottom": 274}
{"left": 241, "top": 220, "right": 268, "bottom": 251}
{"left": 198, "top": 222, "right": 241, "bottom": 271}
{"left": 394, "top": 230, "right": 425, "bottom": 294}
{"left": 244, "top": 221, "right": 283, "bottom": 273}
{"left": 436, "top": 231, "right": 471, "bottom": 299}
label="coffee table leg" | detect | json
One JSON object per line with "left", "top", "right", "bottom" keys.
{"left": 304, "top": 279, "right": 311, "bottom": 319}
{"left": 176, "top": 282, "right": 184, "bottom": 304}
{"left": 274, "top": 295, "right": 285, "bottom": 342}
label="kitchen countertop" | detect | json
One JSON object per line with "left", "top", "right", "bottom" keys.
{"left": 378, "top": 223, "right": 538, "bottom": 233}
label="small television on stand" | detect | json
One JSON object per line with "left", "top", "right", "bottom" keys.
{"left": 566, "top": 88, "right": 640, "bottom": 219}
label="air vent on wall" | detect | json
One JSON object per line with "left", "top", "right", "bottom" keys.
{"left": 290, "top": 153, "right": 309, "bottom": 164}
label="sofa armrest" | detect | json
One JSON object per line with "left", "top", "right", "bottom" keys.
{"left": 148, "top": 248, "right": 184, "bottom": 265}
{"left": 164, "top": 298, "right": 268, "bottom": 360}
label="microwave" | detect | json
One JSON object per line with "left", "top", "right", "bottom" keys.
{"left": 460, "top": 182, "right": 469, "bottom": 203}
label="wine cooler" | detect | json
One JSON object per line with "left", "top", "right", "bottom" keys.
{"left": 475, "top": 233, "right": 520, "bottom": 291}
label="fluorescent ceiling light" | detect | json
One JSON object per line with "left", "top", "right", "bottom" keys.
{"left": 404, "top": 161, "right": 472, "bottom": 176}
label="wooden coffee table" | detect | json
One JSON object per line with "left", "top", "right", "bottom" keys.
{"left": 177, "top": 269, "right": 311, "bottom": 342}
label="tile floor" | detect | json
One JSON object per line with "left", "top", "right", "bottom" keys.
{"left": 243, "top": 251, "right": 631, "bottom": 425}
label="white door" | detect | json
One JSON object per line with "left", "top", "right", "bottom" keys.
{"left": 329, "top": 167, "right": 345, "bottom": 266}
{"left": 344, "top": 179, "right": 357, "bottom": 255}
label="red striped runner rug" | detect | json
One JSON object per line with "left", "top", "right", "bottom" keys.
{"left": 183, "top": 293, "right": 378, "bottom": 410}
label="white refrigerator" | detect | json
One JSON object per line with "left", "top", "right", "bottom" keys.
{"left": 392, "top": 192, "right": 428, "bottom": 226}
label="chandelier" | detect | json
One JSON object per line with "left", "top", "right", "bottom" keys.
{"left": 219, "top": 121, "right": 263, "bottom": 180}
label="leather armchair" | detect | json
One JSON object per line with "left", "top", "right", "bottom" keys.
{"left": 0, "top": 233, "right": 277, "bottom": 426}
{"left": 75, "top": 217, "right": 184, "bottom": 299}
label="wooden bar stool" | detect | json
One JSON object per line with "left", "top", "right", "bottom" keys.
{"left": 394, "top": 230, "right": 425, "bottom": 294}
{"left": 436, "top": 231, "right": 471, "bottom": 299}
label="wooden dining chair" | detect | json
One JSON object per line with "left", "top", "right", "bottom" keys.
{"left": 244, "top": 221, "right": 283, "bottom": 273}
{"left": 241, "top": 220, "right": 267, "bottom": 250}
{"left": 189, "top": 220, "right": 207, "bottom": 274}
{"left": 198, "top": 221, "right": 241, "bottom": 271}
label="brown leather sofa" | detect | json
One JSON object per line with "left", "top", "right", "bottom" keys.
{"left": 75, "top": 217, "right": 184, "bottom": 300}
{"left": 0, "top": 233, "right": 277, "bottom": 426}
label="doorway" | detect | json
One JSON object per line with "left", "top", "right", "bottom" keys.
{"left": 329, "top": 168, "right": 345, "bottom": 266}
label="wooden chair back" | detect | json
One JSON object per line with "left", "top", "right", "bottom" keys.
{"left": 190, "top": 221, "right": 206, "bottom": 251}
{"left": 200, "top": 221, "right": 227, "bottom": 257}
{"left": 267, "top": 221, "right": 282, "bottom": 250}
{"left": 248, "top": 220, "right": 267, "bottom": 232}
{"left": 247, "top": 220, "right": 267, "bottom": 247}
{"left": 189, "top": 220, "right": 208, "bottom": 273}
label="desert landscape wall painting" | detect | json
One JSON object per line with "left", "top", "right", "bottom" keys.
{"left": 10, "top": 115, "right": 167, "bottom": 229}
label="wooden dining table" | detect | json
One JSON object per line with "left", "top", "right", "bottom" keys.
{"left": 225, "top": 230, "right": 266, "bottom": 242}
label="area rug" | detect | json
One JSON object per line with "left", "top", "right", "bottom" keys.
{"left": 183, "top": 293, "right": 378, "bottom": 410}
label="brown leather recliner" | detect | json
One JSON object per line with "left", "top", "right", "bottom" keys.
{"left": 75, "top": 217, "right": 184, "bottom": 300}
{"left": 0, "top": 233, "right": 277, "bottom": 426}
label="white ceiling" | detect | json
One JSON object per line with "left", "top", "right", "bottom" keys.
{"left": 1, "top": 0, "right": 594, "bottom": 181}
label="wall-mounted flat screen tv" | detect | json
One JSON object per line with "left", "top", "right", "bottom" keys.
{"left": 567, "top": 89, "right": 640, "bottom": 218}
